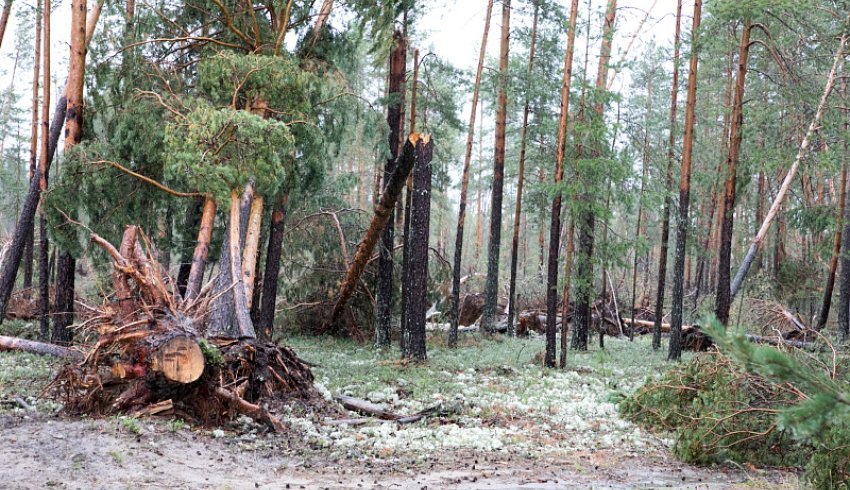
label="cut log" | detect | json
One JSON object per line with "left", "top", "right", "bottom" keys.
{"left": 149, "top": 335, "right": 204, "bottom": 384}
{"left": 0, "top": 335, "right": 83, "bottom": 360}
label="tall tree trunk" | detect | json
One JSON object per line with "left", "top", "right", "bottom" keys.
{"left": 37, "top": 0, "right": 52, "bottom": 339}
{"left": 0, "top": 0, "right": 12, "bottom": 50}
{"left": 374, "top": 30, "right": 406, "bottom": 348}
{"left": 257, "top": 193, "right": 288, "bottom": 340}
{"left": 730, "top": 31, "right": 847, "bottom": 299}
{"left": 507, "top": 4, "right": 538, "bottom": 338}
{"left": 668, "top": 0, "right": 702, "bottom": 362}
{"left": 23, "top": 0, "right": 42, "bottom": 293}
{"left": 480, "top": 0, "right": 511, "bottom": 333}
{"left": 543, "top": 0, "right": 579, "bottom": 367}
{"left": 652, "top": 0, "right": 682, "bottom": 350}
{"left": 448, "top": 0, "right": 494, "bottom": 347}
{"left": 839, "top": 94, "right": 850, "bottom": 339}
{"left": 242, "top": 195, "right": 264, "bottom": 309}
{"left": 714, "top": 20, "right": 752, "bottom": 325}
{"left": 573, "top": 0, "right": 617, "bottom": 352}
{"left": 399, "top": 49, "right": 419, "bottom": 357}
{"left": 816, "top": 129, "right": 848, "bottom": 330}
{"left": 52, "top": 0, "right": 88, "bottom": 343}
{"left": 630, "top": 78, "right": 652, "bottom": 340}
{"left": 403, "top": 133, "right": 433, "bottom": 362}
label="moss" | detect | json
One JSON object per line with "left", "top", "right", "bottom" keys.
{"left": 199, "top": 339, "right": 224, "bottom": 367}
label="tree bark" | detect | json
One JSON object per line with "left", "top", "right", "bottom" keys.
{"left": 241, "top": 195, "right": 264, "bottom": 309}
{"left": 185, "top": 197, "right": 216, "bottom": 300}
{"left": 573, "top": 0, "right": 617, "bottom": 352}
{"left": 714, "top": 20, "right": 751, "bottom": 326}
{"left": 652, "top": 0, "right": 682, "bottom": 351}
{"left": 0, "top": 335, "right": 83, "bottom": 359}
{"left": 23, "top": 0, "right": 42, "bottom": 292}
{"left": 730, "top": 31, "right": 847, "bottom": 299}
{"left": 403, "top": 137, "right": 433, "bottom": 362}
{"left": 400, "top": 49, "right": 419, "bottom": 357}
{"left": 668, "top": 0, "right": 702, "bottom": 361}
{"left": 543, "top": 0, "right": 579, "bottom": 367}
{"left": 257, "top": 193, "right": 288, "bottom": 340}
{"left": 448, "top": 0, "right": 494, "bottom": 348}
{"left": 375, "top": 30, "right": 406, "bottom": 348}
{"left": 330, "top": 136, "right": 428, "bottom": 327}
{"left": 507, "top": 4, "right": 538, "bottom": 339}
{"left": 480, "top": 0, "right": 511, "bottom": 333}
{"left": 816, "top": 132, "right": 848, "bottom": 330}
{"left": 0, "top": 0, "right": 12, "bottom": 50}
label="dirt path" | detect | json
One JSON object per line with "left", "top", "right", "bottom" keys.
{"left": 0, "top": 414, "right": 796, "bottom": 489}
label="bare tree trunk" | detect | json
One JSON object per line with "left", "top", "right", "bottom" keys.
{"left": 543, "top": 0, "right": 579, "bottom": 367}
{"left": 839, "top": 94, "right": 850, "bottom": 339}
{"left": 400, "top": 49, "right": 419, "bottom": 357}
{"left": 242, "top": 195, "right": 264, "bottom": 309}
{"left": 257, "top": 193, "right": 288, "bottom": 341}
{"left": 375, "top": 30, "right": 406, "bottom": 348}
{"left": 185, "top": 197, "right": 216, "bottom": 299}
{"left": 715, "top": 20, "right": 752, "bottom": 325}
{"left": 507, "top": 4, "right": 538, "bottom": 338}
{"left": 23, "top": 0, "right": 42, "bottom": 292}
{"left": 652, "top": 0, "right": 682, "bottom": 350}
{"left": 403, "top": 134, "right": 433, "bottom": 362}
{"left": 668, "top": 0, "right": 702, "bottom": 361}
{"left": 0, "top": 0, "right": 12, "bottom": 50}
{"left": 817, "top": 122, "right": 848, "bottom": 330}
{"left": 730, "top": 30, "right": 848, "bottom": 299}
{"left": 480, "top": 0, "right": 511, "bottom": 333}
{"left": 448, "top": 0, "right": 495, "bottom": 347}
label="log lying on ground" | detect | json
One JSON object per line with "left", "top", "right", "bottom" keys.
{"left": 336, "top": 395, "right": 440, "bottom": 425}
{"left": 0, "top": 335, "right": 83, "bottom": 360}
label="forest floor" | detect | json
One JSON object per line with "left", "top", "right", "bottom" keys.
{"left": 0, "top": 329, "right": 799, "bottom": 489}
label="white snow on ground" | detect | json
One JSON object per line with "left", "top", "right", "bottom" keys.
{"left": 282, "top": 334, "right": 678, "bottom": 458}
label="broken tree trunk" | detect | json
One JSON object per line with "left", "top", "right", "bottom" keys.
{"left": 185, "top": 197, "right": 216, "bottom": 300}
{"left": 730, "top": 30, "right": 848, "bottom": 299}
{"left": 329, "top": 134, "right": 430, "bottom": 329}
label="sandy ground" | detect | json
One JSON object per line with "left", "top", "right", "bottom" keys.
{"left": 0, "top": 413, "right": 798, "bottom": 490}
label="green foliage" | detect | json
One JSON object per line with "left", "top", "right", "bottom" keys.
{"left": 706, "top": 320, "right": 850, "bottom": 487}
{"left": 621, "top": 352, "right": 805, "bottom": 466}
{"left": 199, "top": 339, "right": 224, "bottom": 367}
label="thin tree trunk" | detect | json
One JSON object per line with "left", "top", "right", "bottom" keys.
{"left": 375, "top": 30, "right": 406, "bottom": 348}
{"left": 257, "top": 193, "right": 288, "bottom": 341}
{"left": 507, "top": 4, "right": 538, "bottom": 338}
{"left": 23, "top": 0, "right": 42, "bottom": 292}
{"left": 176, "top": 199, "right": 203, "bottom": 296}
{"left": 668, "top": 0, "right": 702, "bottom": 361}
{"left": 839, "top": 91, "right": 850, "bottom": 339}
{"left": 185, "top": 197, "right": 216, "bottom": 299}
{"left": 816, "top": 134, "right": 848, "bottom": 330}
{"left": 0, "top": 0, "right": 12, "bottom": 50}
{"left": 715, "top": 20, "right": 752, "bottom": 325}
{"left": 652, "top": 0, "right": 682, "bottom": 350}
{"left": 448, "top": 0, "right": 494, "bottom": 347}
{"left": 730, "top": 30, "right": 848, "bottom": 299}
{"left": 544, "top": 0, "right": 579, "bottom": 367}
{"left": 480, "top": 0, "right": 511, "bottom": 333}
{"left": 573, "top": 0, "right": 617, "bottom": 352}
{"left": 37, "top": 0, "right": 51, "bottom": 339}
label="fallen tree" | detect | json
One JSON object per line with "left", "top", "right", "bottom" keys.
{"left": 0, "top": 225, "right": 319, "bottom": 430}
